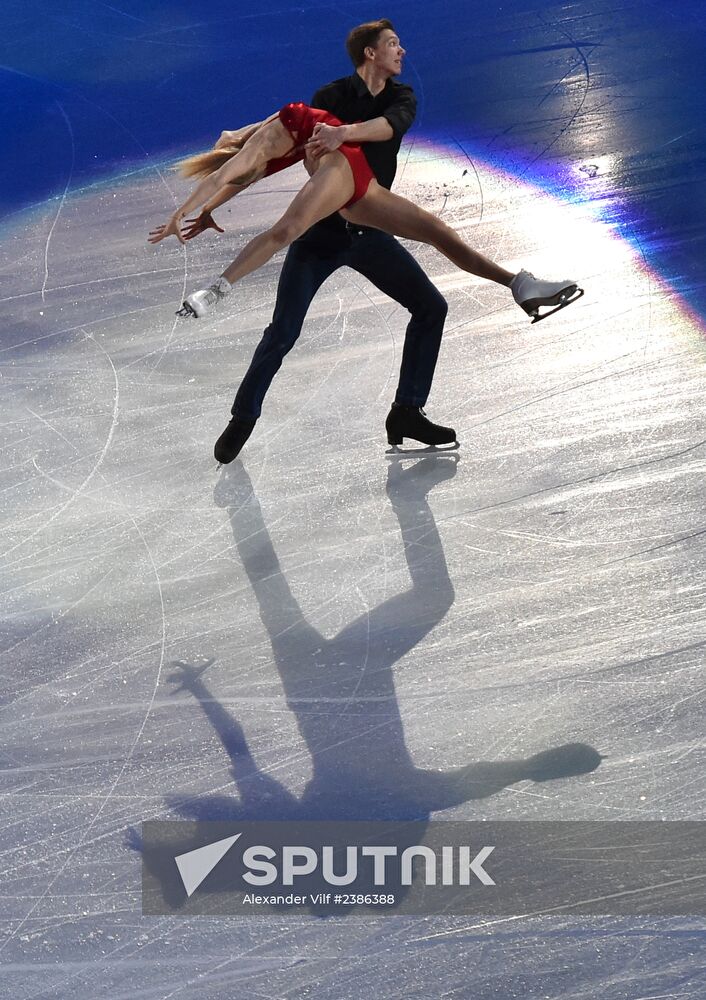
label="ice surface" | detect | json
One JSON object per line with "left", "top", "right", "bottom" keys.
{"left": 1, "top": 11, "right": 705, "bottom": 999}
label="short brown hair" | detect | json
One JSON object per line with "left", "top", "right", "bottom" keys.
{"left": 346, "top": 19, "right": 396, "bottom": 67}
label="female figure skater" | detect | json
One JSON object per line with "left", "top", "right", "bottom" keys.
{"left": 148, "top": 102, "right": 582, "bottom": 323}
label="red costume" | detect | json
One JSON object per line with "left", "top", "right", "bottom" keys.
{"left": 263, "top": 102, "right": 375, "bottom": 207}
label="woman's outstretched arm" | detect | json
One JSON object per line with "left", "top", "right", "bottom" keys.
{"left": 149, "top": 164, "right": 265, "bottom": 245}
{"left": 180, "top": 181, "right": 252, "bottom": 240}
{"left": 148, "top": 114, "right": 290, "bottom": 243}
{"left": 149, "top": 181, "right": 252, "bottom": 244}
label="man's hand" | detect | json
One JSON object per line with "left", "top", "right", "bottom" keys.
{"left": 180, "top": 211, "right": 225, "bottom": 241}
{"left": 306, "top": 121, "right": 348, "bottom": 158}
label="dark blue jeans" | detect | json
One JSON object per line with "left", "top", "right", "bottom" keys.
{"left": 231, "top": 228, "right": 448, "bottom": 420}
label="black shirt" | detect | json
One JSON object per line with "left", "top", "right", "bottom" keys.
{"left": 312, "top": 73, "right": 416, "bottom": 189}
{"left": 294, "top": 72, "right": 417, "bottom": 248}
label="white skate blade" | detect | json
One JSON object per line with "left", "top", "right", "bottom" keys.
{"left": 176, "top": 301, "right": 197, "bottom": 318}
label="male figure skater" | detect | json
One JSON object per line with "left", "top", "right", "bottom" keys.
{"left": 210, "top": 19, "right": 459, "bottom": 461}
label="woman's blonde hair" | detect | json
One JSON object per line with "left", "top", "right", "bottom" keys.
{"left": 175, "top": 122, "right": 258, "bottom": 179}
{"left": 176, "top": 145, "right": 240, "bottom": 180}
{"left": 176, "top": 142, "right": 244, "bottom": 180}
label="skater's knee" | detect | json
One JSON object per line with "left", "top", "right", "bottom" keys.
{"left": 262, "top": 321, "right": 300, "bottom": 356}
{"left": 415, "top": 287, "right": 448, "bottom": 324}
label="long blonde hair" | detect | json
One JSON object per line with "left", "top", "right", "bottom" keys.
{"left": 175, "top": 121, "right": 259, "bottom": 180}
{"left": 176, "top": 142, "right": 244, "bottom": 180}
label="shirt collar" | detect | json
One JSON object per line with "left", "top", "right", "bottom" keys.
{"left": 351, "top": 71, "right": 391, "bottom": 99}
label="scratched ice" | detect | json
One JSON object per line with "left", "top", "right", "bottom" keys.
{"left": 1, "top": 12, "right": 705, "bottom": 1000}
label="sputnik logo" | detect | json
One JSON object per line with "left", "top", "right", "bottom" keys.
{"left": 174, "top": 834, "right": 496, "bottom": 897}
{"left": 175, "top": 833, "right": 242, "bottom": 897}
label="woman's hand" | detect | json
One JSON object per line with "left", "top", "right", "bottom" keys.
{"left": 147, "top": 215, "right": 186, "bottom": 245}
{"left": 180, "top": 210, "right": 225, "bottom": 241}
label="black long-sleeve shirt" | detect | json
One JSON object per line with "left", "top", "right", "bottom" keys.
{"left": 312, "top": 73, "right": 416, "bottom": 189}
{"left": 295, "top": 72, "right": 417, "bottom": 248}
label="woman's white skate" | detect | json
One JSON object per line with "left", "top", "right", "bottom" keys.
{"left": 510, "top": 269, "right": 584, "bottom": 323}
{"left": 176, "top": 276, "right": 232, "bottom": 318}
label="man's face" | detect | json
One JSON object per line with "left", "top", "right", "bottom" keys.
{"left": 369, "top": 29, "right": 406, "bottom": 76}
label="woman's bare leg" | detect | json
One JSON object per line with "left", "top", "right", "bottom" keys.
{"left": 343, "top": 183, "right": 515, "bottom": 286}
{"left": 221, "top": 153, "right": 354, "bottom": 285}
{"left": 213, "top": 118, "right": 293, "bottom": 186}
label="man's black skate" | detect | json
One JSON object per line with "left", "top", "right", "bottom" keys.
{"left": 214, "top": 417, "right": 256, "bottom": 465}
{"left": 385, "top": 403, "right": 457, "bottom": 448}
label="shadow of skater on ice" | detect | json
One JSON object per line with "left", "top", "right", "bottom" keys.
{"left": 169, "top": 457, "right": 601, "bottom": 819}
{"left": 137, "top": 457, "right": 601, "bottom": 912}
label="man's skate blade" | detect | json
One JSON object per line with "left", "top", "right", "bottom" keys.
{"left": 386, "top": 440, "right": 460, "bottom": 456}
{"left": 529, "top": 286, "right": 584, "bottom": 324}
{"left": 176, "top": 301, "right": 198, "bottom": 318}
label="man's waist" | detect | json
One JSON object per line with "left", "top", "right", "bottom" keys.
{"left": 292, "top": 216, "right": 383, "bottom": 251}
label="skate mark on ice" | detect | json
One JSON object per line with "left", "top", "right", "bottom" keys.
{"left": 456, "top": 345, "right": 694, "bottom": 434}
{"left": 450, "top": 135, "right": 484, "bottom": 223}
{"left": 335, "top": 585, "right": 372, "bottom": 720}
{"left": 437, "top": 433, "right": 706, "bottom": 527}
{"left": 0, "top": 265, "right": 184, "bottom": 306}
{"left": 2, "top": 501, "right": 135, "bottom": 576}
{"left": 63, "top": 93, "right": 191, "bottom": 376}
{"left": 517, "top": 17, "right": 594, "bottom": 175}
{"left": 407, "top": 872, "right": 706, "bottom": 944}
{"left": 0, "top": 505, "right": 167, "bottom": 956}
{"left": 0, "top": 436, "right": 32, "bottom": 459}
{"left": 94, "top": 1, "right": 148, "bottom": 23}
{"left": 0, "top": 332, "right": 119, "bottom": 561}
{"left": 4, "top": 457, "right": 146, "bottom": 665}
{"left": 25, "top": 406, "right": 79, "bottom": 453}
{"left": 41, "top": 103, "right": 75, "bottom": 305}
{"left": 606, "top": 525, "right": 706, "bottom": 565}
{"left": 0, "top": 563, "right": 115, "bottom": 661}
{"left": 625, "top": 224, "right": 655, "bottom": 361}
{"left": 120, "top": 240, "right": 189, "bottom": 375}
{"left": 0, "top": 303, "right": 169, "bottom": 357}
{"left": 538, "top": 52, "right": 589, "bottom": 107}
{"left": 3, "top": 620, "right": 164, "bottom": 716}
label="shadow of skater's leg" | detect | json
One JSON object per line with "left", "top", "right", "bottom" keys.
{"left": 413, "top": 744, "right": 604, "bottom": 811}
{"left": 335, "top": 457, "right": 458, "bottom": 664}
{"left": 214, "top": 463, "right": 322, "bottom": 647}
{"left": 386, "top": 456, "right": 457, "bottom": 604}
{"left": 305, "top": 457, "right": 459, "bottom": 802}
{"left": 216, "top": 462, "right": 333, "bottom": 786}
